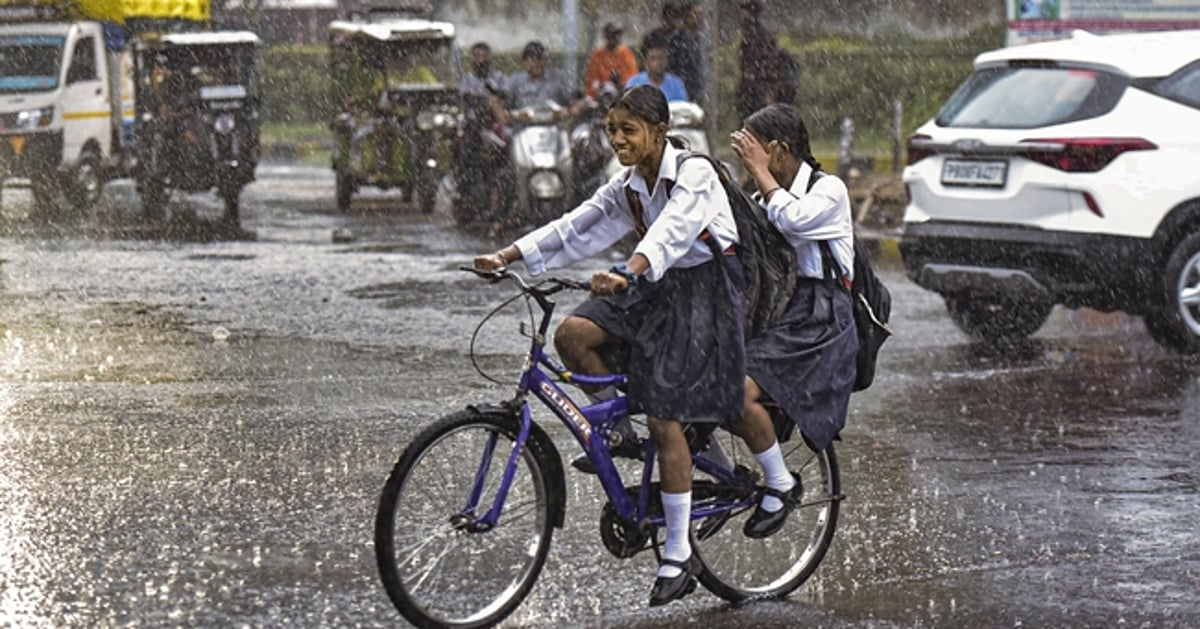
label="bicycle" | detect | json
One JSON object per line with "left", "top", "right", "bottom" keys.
{"left": 374, "top": 267, "right": 844, "bottom": 628}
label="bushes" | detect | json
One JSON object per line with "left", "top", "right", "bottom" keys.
{"left": 258, "top": 24, "right": 1005, "bottom": 152}
{"left": 261, "top": 44, "right": 334, "bottom": 126}
{"left": 716, "top": 24, "right": 1005, "bottom": 149}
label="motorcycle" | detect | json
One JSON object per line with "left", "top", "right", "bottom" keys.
{"left": 508, "top": 100, "right": 573, "bottom": 226}
{"left": 451, "top": 89, "right": 512, "bottom": 225}
{"left": 133, "top": 32, "right": 262, "bottom": 224}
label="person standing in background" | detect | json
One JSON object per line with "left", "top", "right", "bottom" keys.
{"left": 583, "top": 22, "right": 639, "bottom": 99}
{"left": 667, "top": 1, "right": 704, "bottom": 107}
{"left": 736, "top": 0, "right": 780, "bottom": 122}
{"left": 646, "top": 1, "right": 682, "bottom": 49}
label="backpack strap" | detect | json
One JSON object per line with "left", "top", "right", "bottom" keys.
{"left": 818, "top": 240, "right": 850, "bottom": 291}
{"left": 808, "top": 169, "right": 852, "bottom": 291}
{"left": 624, "top": 151, "right": 729, "bottom": 250}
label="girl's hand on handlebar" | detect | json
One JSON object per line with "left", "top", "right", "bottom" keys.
{"left": 589, "top": 271, "right": 628, "bottom": 297}
{"left": 473, "top": 253, "right": 508, "bottom": 283}
{"left": 474, "top": 252, "right": 506, "bottom": 272}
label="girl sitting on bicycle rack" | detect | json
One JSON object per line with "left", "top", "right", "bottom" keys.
{"left": 474, "top": 84, "right": 797, "bottom": 607}
{"left": 729, "top": 103, "right": 859, "bottom": 537}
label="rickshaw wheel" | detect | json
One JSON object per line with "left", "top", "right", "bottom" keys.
{"left": 336, "top": 172, "right": 354, "bottom": 212}
{"left": 140, "top": 178, "right": 168, "bottom": 222}
{"left": 221, "top": 183, "right": 242, "bottom": 223}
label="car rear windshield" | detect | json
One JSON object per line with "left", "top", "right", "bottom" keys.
{"left": 936, "top": 64, "right": 1129, "bottom": 129}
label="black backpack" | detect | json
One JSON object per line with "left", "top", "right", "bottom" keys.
{"left": 624, "top": 151, "right": 798, "bottom": 340}
{"left": 820, "top": 234, "right": 893, "bottom": 392}
{"left": 684, "top": 153, "right": 800, "bottom": 340}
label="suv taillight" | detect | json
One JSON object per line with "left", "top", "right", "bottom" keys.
{"left": 1020, "top": 137, "right": 1158, "bottom": 172}
{"left": 907, "top": 133, "right": 934, "bottom": 165}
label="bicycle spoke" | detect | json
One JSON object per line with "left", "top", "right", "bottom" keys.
{"left": 693, "top": 444, "right": 841, "bottom": 602}
{"left": 375, "top": 411, "right": 555, "bottom": 628}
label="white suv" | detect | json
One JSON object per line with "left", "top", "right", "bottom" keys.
{"left": 900, "top": 29, "right": 1200, "bottom": 351}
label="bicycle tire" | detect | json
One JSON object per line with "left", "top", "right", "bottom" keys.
{"left": 374, "top": 409, "right": 557, "bottom": 628}
{"left": 693, "top": 439, "right": 841, "bottom": 603}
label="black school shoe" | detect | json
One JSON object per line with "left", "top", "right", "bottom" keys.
{"left": 569, "top": 438, "right": 643, "bottom": 474}
{"left": 742, "top": 472, "right": 803, "bottom": 539}
{"left": 648, "top": 553, "right": 702, "bottom": 607}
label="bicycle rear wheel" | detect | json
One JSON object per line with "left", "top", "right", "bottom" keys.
{"left": 374, "top": 410, "right": 556, "bottom": 628}
{"left": 692, "top": 438, "right": 841, "bottom": 602}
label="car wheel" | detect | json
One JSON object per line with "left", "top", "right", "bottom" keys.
{"left": 944, "top": 293, "right": 1053, "bottom": 341}
{"left": 1145, "top": 232, "right": 1200, "bottom": 354}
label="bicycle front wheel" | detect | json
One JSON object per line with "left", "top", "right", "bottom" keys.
{"left": 693, "top": 439, "right": 841, "bottom": 603}
{"left": 374, "top": 409, "right": 556, "bottom": 628}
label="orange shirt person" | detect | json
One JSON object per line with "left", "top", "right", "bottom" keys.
{"left": 583, "top": 22, "right": 638, "bottom": 99}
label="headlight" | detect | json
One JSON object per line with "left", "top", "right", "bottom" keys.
{"left": 417, "top": 110, "right": 454, "bottom": 131}
{"left": 529, "top": 170, "right": 563, "bottom": 199}
{"left": 213, "top": 113, "right": 236, "bottom": 135}
{"left": 15, "top": 106, "right": 54, "bottom": 130}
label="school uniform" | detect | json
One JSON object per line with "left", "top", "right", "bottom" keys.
{"left": 514, "top": 142, "right": 744, "bottom": 423}
{"left": 747, "top": 162, "right": 858, "bottom": 451}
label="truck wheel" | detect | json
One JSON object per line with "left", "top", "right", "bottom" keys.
{"left": 944, "top": 293, "right": 1053, "bottom": 342}
{"left": 336, "top": 172, "right": 354, "bottom": 212}
{"left": 140, "top": 179, "right": 168, "bottom": 222}
{"left": 1144, "top": 232, "right": 1200, "bottom": 354}
{"left": 66, "top": 150, "right": 103, "bottom": 211}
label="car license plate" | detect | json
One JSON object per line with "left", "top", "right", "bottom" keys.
{"left": 941, "top": 159, "right": 1007, "bottom": 187}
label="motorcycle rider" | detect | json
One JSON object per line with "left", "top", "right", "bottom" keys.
{"left": 505, "top": 40, "right": 586, "bottom": 117}
{"left": 625, "top": 34, "right": 688, "bottom": 103}
{"left": 454, "top": 42, "right": 511, "bottom": 223}
{"left": 582, "top": 22, "right": 638, "bottom": 100}
{"left": 459, "top": 41, "right": 505, "bottom": 99}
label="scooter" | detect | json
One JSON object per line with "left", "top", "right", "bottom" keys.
{"left": 508, "top": 100, "right": 573, "bottom": 226}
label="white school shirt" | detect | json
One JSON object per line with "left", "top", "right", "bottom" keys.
{"left": 756, "top": 161, "right": 855, "bottom": 281}
{"left": 514, "top": 142, "right": 738, "bottom": 282}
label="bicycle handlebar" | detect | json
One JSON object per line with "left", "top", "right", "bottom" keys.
{"left": 460, "top": 266, "right": 590, "bottom": 302}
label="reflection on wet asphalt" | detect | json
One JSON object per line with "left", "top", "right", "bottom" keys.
{"left": 1, "top": 166, "right": 1198, "bottom": 626}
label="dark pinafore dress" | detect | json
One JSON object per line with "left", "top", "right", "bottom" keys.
{"left": 745, "top": 254, "right": 858, "bottom": 452}
{"left": 569, "top": 183, "right": 746, "bottom": 424}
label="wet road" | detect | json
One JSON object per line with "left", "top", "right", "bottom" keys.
{"left": 1, "top": 167, "right": 1198, "bottom": 627}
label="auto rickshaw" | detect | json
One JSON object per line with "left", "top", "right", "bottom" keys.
{"left": 328, "top": 11, "right": 461, "bottom": 212}
{"left": 131, "top": 31, "right": 262, "bottom": 224}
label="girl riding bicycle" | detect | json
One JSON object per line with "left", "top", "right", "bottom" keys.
{"left": 473, "top": 85, "right": 796, "bottom": 607}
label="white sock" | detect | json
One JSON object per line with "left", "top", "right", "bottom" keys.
{"left": 754, "top": 442, "right": 795, "bottom": 513}
{"left": 658, "top": 491, "right": 692, "bottom": 578}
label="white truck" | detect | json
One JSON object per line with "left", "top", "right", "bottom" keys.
{"left": 0, "top": 0, "right": 205, "bottom": 215}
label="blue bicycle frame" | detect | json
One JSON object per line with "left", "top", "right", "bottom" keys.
{"left": 465, "top": 270, "right": 757, "bottom": 532}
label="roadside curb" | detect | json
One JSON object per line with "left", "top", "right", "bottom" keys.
{"left": 857, "top": 225, "right": 903, "bottom": 266}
